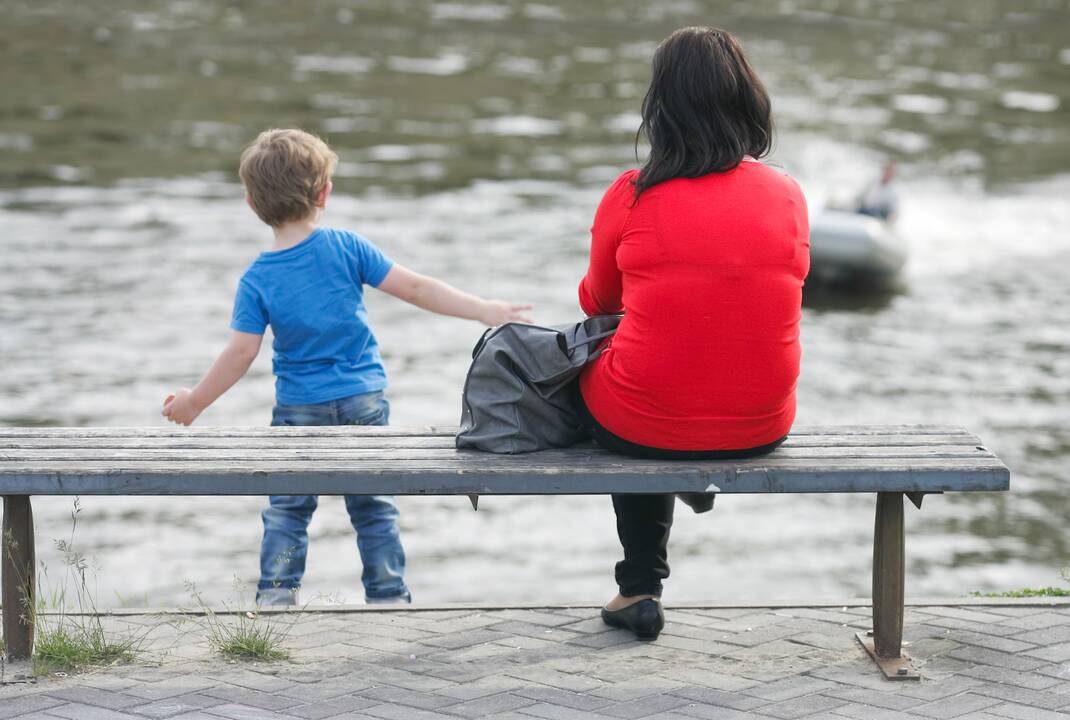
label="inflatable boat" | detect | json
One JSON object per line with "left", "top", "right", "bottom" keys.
{"left": 807, "top": 210, "right": 906, "bottom": 286}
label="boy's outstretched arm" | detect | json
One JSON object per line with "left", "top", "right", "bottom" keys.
{"left": 377, "top": 265, "right": 533, "bottom": 326}
{"left": 162, "top": 330, "right": 263, "bottom": 426}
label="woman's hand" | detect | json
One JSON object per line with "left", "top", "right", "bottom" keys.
{"left": 162, "top": 388, "right": 203, "bottom": 426}
{"left": 479, "top": 300, "right": 534, "bottom": 326}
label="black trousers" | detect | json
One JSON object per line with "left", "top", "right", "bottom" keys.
{"left": 574, "top": 389, "right": 785, "bottom": 597}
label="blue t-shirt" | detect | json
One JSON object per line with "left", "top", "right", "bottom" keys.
{"left": 230, "top": 227, "right": 394, "bottom": 405}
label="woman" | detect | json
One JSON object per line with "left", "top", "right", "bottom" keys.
{"left": 576, "top": 27, "right": 809, "bottom": 640}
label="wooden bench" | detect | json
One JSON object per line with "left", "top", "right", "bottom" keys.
{"left": 0, "top": 424, "right": 1009, "bottom": 679}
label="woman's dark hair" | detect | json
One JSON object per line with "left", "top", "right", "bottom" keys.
{"left": 634, "top": 26, "right": 773, "bottom": 198}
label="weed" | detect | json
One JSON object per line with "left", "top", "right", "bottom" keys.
{"left": 185, "top": 578, "right": 296, "bottom": 662}
{"left": 970, "top": 568, "right": 1070, "bottom": 599}
{"left": 970, "top": 587, "right": 1070, "bottom": 598}
{"left": 16, "top": 499, "right": 146, "bottom": 675}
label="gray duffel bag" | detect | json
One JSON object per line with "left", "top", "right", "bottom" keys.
{"left": 456, "top": 315, "right": 621, "bottom": 454}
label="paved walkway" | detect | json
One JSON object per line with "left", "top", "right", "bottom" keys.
{"left": 2, "top": 600, "right": 1069, "bottom": 719}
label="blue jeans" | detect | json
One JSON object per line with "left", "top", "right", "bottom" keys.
{"left": 258, "top": 390, "right": 410, "bottom": 605}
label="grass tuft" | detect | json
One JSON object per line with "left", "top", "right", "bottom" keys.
{"left": 970, "top": 587, "right": 1070, "bottom": 598}
{"left": 186, "top": 579, "right": 295, "bottom": 662}
{"left": 33, "top": 619, "right": 138, "bottom": 675}
{"left": 971, "top": 568, "right": 1070, "bottom": 598}
{"left": 3, "top": 499, "right": 147, "bottom": 676}
{"left": 210, "top": 615, "right": 291, "bottom": 661}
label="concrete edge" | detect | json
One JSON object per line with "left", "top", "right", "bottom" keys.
{"left": 18, "top": 595, "right": 1070, "bottom": 617}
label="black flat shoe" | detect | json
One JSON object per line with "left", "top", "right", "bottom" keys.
{"left": 601, "top": 599, "right": 665, "bottom": 640}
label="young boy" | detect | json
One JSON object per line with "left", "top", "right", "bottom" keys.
{"left": 162, "top": 128, "right": 531, "bottom": 605}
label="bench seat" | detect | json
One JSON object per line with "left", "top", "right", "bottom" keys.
{"left": 0, "top": 424, "right": 1010, "bottom": 679}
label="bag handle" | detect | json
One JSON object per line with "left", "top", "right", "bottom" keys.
{"left": 564, "top": 328, "right": 617, "bottom": 351}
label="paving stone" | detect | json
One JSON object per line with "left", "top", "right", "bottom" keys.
{"left": 910, "top": 693, "right": 1002, "bottom": 719}
{"left": 441, "top": 692, "right": 537, "bottom": 718}
{"left": 504, "top": 667, "right": 605, "bottom": 693}
{"left": 1035, "top": 663, "right": 1070, "bottom": 682}
{"left": 980, "top": 702, "right": 1070, "bottom": 719}
{"left": 826, "top": 702, "right": 920, "bottom": 720}
{"left": 913, "top": 617, "right": 1027, "bottom": 636}
{"left": 653, "top": 667, "right": 760, "bottom": 693}
{"left": 44, "top": 704, "right": 144, "bottom": 720}
{"left": 416, "top": 628, "right": 511, "bottom": 650}
{"left": 0, "top": 694, "right": 64, "bottom": 719}
{"left": 128, "top": 693, "right": 223, "bottom": 718}
{"left": 279, "top": 695, "right": 379, "bottom": 719}
{"left": 280, "top": 678, "right": 376, "bottom": 702}
{"left": 360, "top": 703, "right": 456, "bottom": 720}
{"left": 200, "top": 686, "right": 302, "bottom": 711}
{"left": 490, "top": 610, "right": 580, "bottom": 627}
{"left": 934, "top": 629, "right": 1038, "bottom": 654}
{"left": 652, "top": 634, "right": 739, "bottom": 657}
{"left": 666, "top": 686, "right": 768, "bottom": 711}
{"left": 488, "top": 621, "right": 583, "bottom": 643}
{"left": 663, "top": 612, "right": 725, "bottom": 629}
{"left": 895, "top": 674, "right": 986, "bottom": 701}
{"left": 514, "top": 704, "right": 602, "bottom": 720}
{"left": 672, "top": 705, "right": 755, "bottom": 720}
{"left": 958, "top": 664, "right": 1063, "bottom": 691}
{"left": 971, "top": 681, "right": 1070, "bottom": 711}
{"left": 211, "top": 669, "right": 296, "bottom": 694}
{"left": 1009, "top": 624, "right": 1070, "bottom": 646}
{"left": 740, "top": 676, "right": 837, "bottom": 702}
{"left": 408, "top": 612, "right": 503, "bottom": 634}
{"left": 196, "top": 703, "right": 293, "bottom": 719}
{"left": 43, "top": 687, "right": 143, "bottom": 710}
{"left": 1024, "top": 643, "right": 1070, "bottom": 663}
{"left": 946, "top": 645, "right": 1049, "bottom": 672}
{"left": 916, "top": 608, "right": 1015, "bottom": 625}
{"left": 512, "top": 685, "right": 616, "bottom": 711}
{"left": 357, "top": 685, "right": 459, "bottom": 710}
{"left": 586, "top": 677, "right": 686, "bottom": 703}
{"left": 595, "top": 692, "right": 692, "bottom": 718}
{"left": 78, "top": 676, "right": 143, "bottom": 692}
{"left": 433, "top": 675, "right": 527, "bottom": 702}
{"left": 122, "top": 677, "right": 220, "bottom": 701}
{"left": 996, "top": 613, "right": 1070, "bottom": 631}
{"left": 821, "top": 685, "right": 928, "bottom": 711}
{"left": 754, "top": 693, "right": 848, "bottom": 719}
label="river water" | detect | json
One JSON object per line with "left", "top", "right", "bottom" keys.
{"left": 2, "top": 1, "right": 1068, "bottom": 607}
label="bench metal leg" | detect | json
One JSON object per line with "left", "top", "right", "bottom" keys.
{"left": 2, "top": 495, "right": 35, "bottom": 661}
{"left": 856, "top": 491, "right": 919, "bottom": 679}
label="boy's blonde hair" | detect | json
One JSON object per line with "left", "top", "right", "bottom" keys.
{"left": 239, "top": 129, "right": 338, "bottom": 227}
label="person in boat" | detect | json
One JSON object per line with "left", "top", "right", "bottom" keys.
{"left": 855, "top": 160, "right": 900, "bottom": 221}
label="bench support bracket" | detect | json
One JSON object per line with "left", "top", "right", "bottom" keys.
{"left": 865, "top": 491, "right": 919, "bottom": 680}
{"left": 2, "top": 495, "right": 35, "bottom": 662}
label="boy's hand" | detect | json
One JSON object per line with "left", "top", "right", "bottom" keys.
{"left": 480, "top": 300, "right": 534, "bottom": 326}
{"left": 162, "top": 388, "right": 203, "bottom": 426}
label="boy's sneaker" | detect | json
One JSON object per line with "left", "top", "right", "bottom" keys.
{"left": 256, "top": 587, "right": 300, "bottom": 607}
{"left": 366, "top": 591, "right": 412, "bottom": 605}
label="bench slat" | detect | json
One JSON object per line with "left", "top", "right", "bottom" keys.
{"left": 0, "top": 445, "right": 998, "bottom": 462}
{"left": 0, "top": 425, "right": 1010, "bottom": 495}
{"left": 0, "top": 433, "right": 983, "bottom": 450}
{"left": 0, "top": 461, "right": 1008, "bottom": 495}
{"left": 0, "top": 424, "right": 968, "bottom": 438}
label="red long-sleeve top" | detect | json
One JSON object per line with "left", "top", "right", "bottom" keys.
{"left": 578, "top": 162, "right": 810, "bottom": 450}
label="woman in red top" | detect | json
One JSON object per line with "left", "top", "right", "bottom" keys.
{"left": 578, "top": 27, "right": 809, "bottom": 640}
